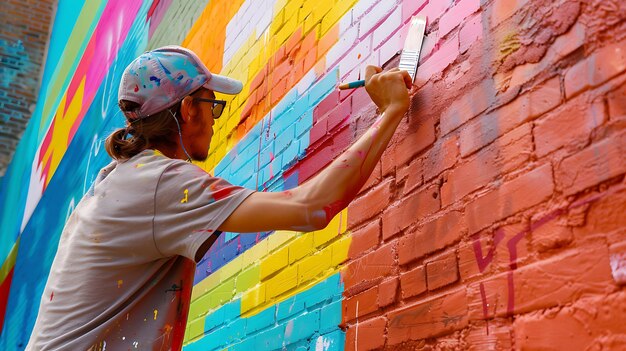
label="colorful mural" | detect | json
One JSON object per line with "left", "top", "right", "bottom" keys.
{"left": 2, "top": 0, "right": 625, "bottom": 349}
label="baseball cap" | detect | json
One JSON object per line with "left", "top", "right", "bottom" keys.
{"left": 118, "top": 45, "right": 243, "bottom": 120}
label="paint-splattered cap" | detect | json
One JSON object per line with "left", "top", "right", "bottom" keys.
{"left": 118, "top": 45, "right": 243, "bottom": 120}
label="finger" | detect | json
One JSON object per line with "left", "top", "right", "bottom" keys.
{"left": 388, "top": 67, "right": 400, "bottom": 72}
{"left": 364, "top": 65, "right": 382, "bottom": 82}
{"left": 399, "top": 70, "right": 413, "bottom": 89}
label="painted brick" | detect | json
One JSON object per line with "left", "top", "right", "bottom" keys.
{"left": 343, "top": 241, "right": 396, "bottom": 293}
{"left": 390, "top": 117, "right": 436, "bottom": 166}
{"left": 466, "top": 163, "right": 554, "bottom": 234}
{"left": 565, "top": 39, "right": 626, "bottom": 99}
{"left": 277, "top": 296, "right": 305, "bottom": 321}
{"left": 460, "top": 77, "right": 561, "bottom": 156}
{"left": 377, "top": 276, "right": 398, "bottom": 308}
{"left": 310, "top": 330, "right": 345, "bottom": 351}
{"left": 608, "top": 82, "right": 626, "bottom": 119}
{"left": 314, "top": 89, "right": 340, "bottom": 123}
{"left": 343, "top": 286, "right": 379, "bottom": 322}
{"left": 298, "top": 246, "right": 333, "bottom": 284}
{"left": 347, "top": 178, "right": 393, "bottom": 229}
{"left": 260, "top": 245, "right": 289, "bottom": 280}
{"left": 241, "top": 284, "right": 266, "bottom": 314}
{"left": 459, "top": 13, "right": 483, "bottom": 53}
{"left": 320, "top": 300, "right": 343, "bottom": 334}
{"left": 381, "top": 184, "right": 441, "bottom": 241}
{"left": 439, "top": 0, "right": 481, "bottom": 39}
{"left": 245, "top": 305, "right": 275, "bottom": 334}
{"left": 345, "top": 316, "right": 387, "bottom": 351}
{"left": 327, "top": 97, "right": 351, "bottom": 131}
{"left": 387, "top": 288, "right": 468, "bottom": 344}
{"left": 398, "top": 210, "right": 466, "bottom": 265}
{"left": 357, "top": 0, "right": 397, "bottom": 39}
{"left": 338, "top": 35, "right": 373, "bottom": 79}
{"left": 415, "top": 34, "right": 460, "bottom": 84}
{"left": 440, "top": 78, "right": 495, "bottom": 135}
{"left": 400, "top": 265, "right": 426, "bottom": 299}
{"left": 266, "top": 264, "right": 298, "bottom": 298}
{"left": 372, "top": 5, "right": 402, "bottom": 49}
{"left": 467, "top": 245, "right": 614, "bottom": 320}
{"left": 348, "top": 220, "right": 380, "bottom": 260}
{"left": 426, "top": 249, "right": 459, "bottom": 290}
{"left": 489, "top": 0, "right": 529, "bottom": 28}
{"left": 441, "top": 123, "right": 533, "bottom": 207}
{"left": 422, "top": 135, "right": 459, "bottom": 182}
{"left": 284, "top": 310, "right": 321, "bottom": 343}
{"left": 556, "top": 130, "right": 626, "bottom": 196}
{"left": 534, "top": 96, "right": 607, "bottom": 157}
{"left": 513, "top": 291, "right": 626, "bottom": 350}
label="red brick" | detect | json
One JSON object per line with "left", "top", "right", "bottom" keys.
{"left": 309, "top": 118, "right": 328, "bottom": 146}
{"left": 313, "top": 89, "right": 339, "bottom": 123}
{"left": 466, "top": 163, "right": 554, "bottom": 234}
{"left": 400, "top": 265, "right": 426, "bottom": 299}
{"left": 458, "top": 235, "right": 495, "bottom": 281}
{"left": 459, "top": 13, "right": 483, "bottom": 53}
{"left": 574, "top": 186, "right": 626, "bottom": 243}
{"left": 467, "top": 244, "right": 614, "bottom": 320}
{"left": 348, "top": 220, "right": 381, "bottom": 260}
{"left": 513, "top": 291, "right": 626, "bottom": 350}
{"left": 327, "top": 97, "right": 351, "bottom": 131}
{"left": 466, "top": 320, "right": 513, "bottom": 351}
{"left": 426, "top": 249, "right": 459, "bottom": 290}
{"left": 609, "top": 241, "right": 626, "bottom": 285}
{"left": 493, "top": 222, "right": 529, "bottom": 270}
{"left": 460, "top": 77, "right": 560, "bottom": 156}
{"left": 438, "top": 0, "right": 481, "bottom": 38}
{"left": 387, "top": 288, "right": 468, "bottom": 344}
{"left": 556, "top": 130, "right": 626, "bottom": 196}
{"left": 391, "top": 117, "right": 436, "bottom": 166}
{"left": 530, "top": 212, "right": 573, "bottom": 253}
{"left": 398, "top": 210, "right": 465, "bottom": 265}
{"left": 440, "top": 78, "right": 495, "bottom": 135}
{"left": 351, "top": 87, "right": 374, "bottom": 115}
{"left": 565, "top": 38, "right": 626, "bottom": 99}
{"left": 442, "top": 123, "right": 532, "bottom": 207}
{"left": 534, "top": 96, "right": 607, "bottom": 157}
{"left": 343, "top": 287, "right": 379, "bottom": 323}
{"left": 399, "top": 157, "right": 424, "bottom": 195}
{"left": 489, "top": 0, "right": 529, "bottom": 29}
{"left": 348, "top": 179, "right": 393, "bottom": 229}
{"left": 345, "top": 316, "right": 387, "bottom": 351}
{"left": 343, "top": 241, "right": 396, "bottom": 294}
{"left": 381, "top": 184, "right": 440, "bottom": 241}
{"left": 423, "top": 135, "right": 459, "bottom": 181}
{"left": 608, "top": 82, "right": 626, "bottom": 120}
{"left": 357, "top": 161, "right": 381, "bottom": 195}
{"left": 377, "top": 277, "right": 398, "bottom": 308}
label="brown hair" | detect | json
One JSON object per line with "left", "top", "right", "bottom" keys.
{"left": 105, "top": 100, "right": 182, "bottom": 160}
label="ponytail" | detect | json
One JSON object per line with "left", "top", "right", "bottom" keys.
{"left": 105, "top": 100, "right": 181, "bottom": 160}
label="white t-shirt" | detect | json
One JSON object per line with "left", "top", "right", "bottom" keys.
{"left": 26, "top": 149, "right": 255, "bottom": 350}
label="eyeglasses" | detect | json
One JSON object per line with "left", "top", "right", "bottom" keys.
{"left": 193, "top": 97, "right": 227, "bottom": 119}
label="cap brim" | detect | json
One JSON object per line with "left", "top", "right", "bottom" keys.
{"left": 204, "top": 74, "right": 243, "bottom": 95}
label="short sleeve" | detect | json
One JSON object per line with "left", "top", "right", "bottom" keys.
{"left": 153, "top": 161, "right": 255, "bottom": 261}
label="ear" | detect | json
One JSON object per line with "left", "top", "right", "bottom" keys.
{"left": 179, "top": 96, "right": 197, "bottom": 123}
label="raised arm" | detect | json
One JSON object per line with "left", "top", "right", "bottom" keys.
{"left": 219, "top": 66, "right": 413, "bottom": 233}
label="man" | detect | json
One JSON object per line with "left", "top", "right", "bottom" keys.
{"left": 26, "top": 45, "right": 413, "bottom": 350}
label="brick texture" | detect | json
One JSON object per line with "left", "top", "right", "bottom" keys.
{"left": 0, "top": 1, "right": 55, "bottom": 175}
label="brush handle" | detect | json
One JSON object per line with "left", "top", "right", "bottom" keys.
{"left": 338, "top": 80, "right": 366, "bottom": 90}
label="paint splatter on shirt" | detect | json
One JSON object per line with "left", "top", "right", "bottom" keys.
{"left": 25, "top": 149, "right": 255, "bottom": 350}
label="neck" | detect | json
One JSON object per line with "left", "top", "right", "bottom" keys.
{"left": 150, "top": 142, "right": 189, "bottom": 161}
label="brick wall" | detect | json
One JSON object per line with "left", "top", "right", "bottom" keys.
{"left": 0, "top": 0, "right": 55, "bottom": 175}
{"left": 1, "top": 0, "right": 625, "bottom": 349}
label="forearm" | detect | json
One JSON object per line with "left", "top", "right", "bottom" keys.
{"left": 295, "top": 107, "right": 405, "bottom": 227}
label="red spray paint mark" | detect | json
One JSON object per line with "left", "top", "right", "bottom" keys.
{"left": 50, "top": 292, "right": 54, "bottom": 301}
